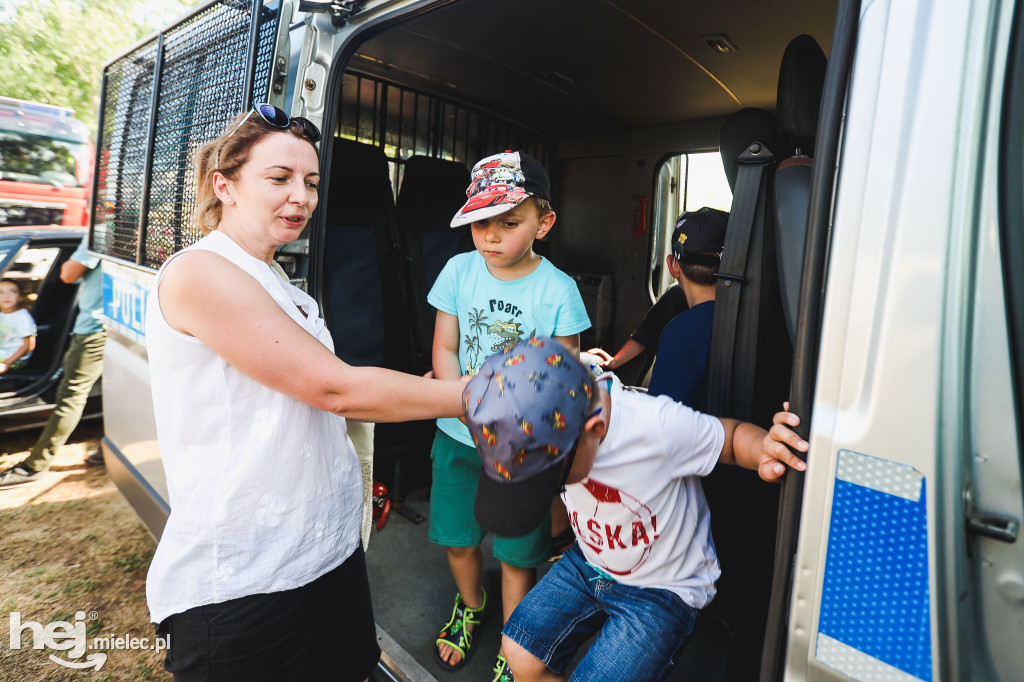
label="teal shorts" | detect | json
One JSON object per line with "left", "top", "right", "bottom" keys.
{"left": 428, "top": 429, "right": 552, "bottom": 569}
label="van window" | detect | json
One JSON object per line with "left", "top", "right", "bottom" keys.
{"left": 336, "top": 71, "right": 549, "bottom": 192}
{"left": 650, "top": 151, "right": 732, "bottom": 297}
{"left": 2, "top": 245, "right": 60, "bottom": 303}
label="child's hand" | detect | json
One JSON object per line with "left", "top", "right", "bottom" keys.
{"left": 759, "top": 402, "right": 809, "bottom": 481}
{"left": 0, "top": 362, "right": 7, "bottom": 374}
{"left": 586, "top": 348, "right": 615, "bottom": 368}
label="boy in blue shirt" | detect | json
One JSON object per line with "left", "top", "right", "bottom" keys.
{"left": 428, "top": 150, "right": 591, "bottom": 679}
{"left": 647, "top": 206, "right": 729, "bottom": 407}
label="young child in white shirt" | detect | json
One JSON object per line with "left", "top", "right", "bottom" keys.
{"left": 0, "top": 278, "right": 37, "bottom": 373}
{"left": 462, "top": 337, "right": 807, "bottom": 682}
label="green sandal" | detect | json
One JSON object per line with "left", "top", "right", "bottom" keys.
{"left": 492, "top": 653, "right": 515, "bottom": 682}
{"left": 434, "top": 588, "right": 487, "bottom": 671}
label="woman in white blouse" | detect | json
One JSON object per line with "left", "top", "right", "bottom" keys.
{"left": 145, "top": 105, "right": 464, "bottom": 682}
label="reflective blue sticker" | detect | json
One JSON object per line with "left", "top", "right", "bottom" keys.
{"left": 102, "top": 264, "right": 149, "bottom": 344}
{"left": 817, "top": 450, "right": 931, "bottom": 681}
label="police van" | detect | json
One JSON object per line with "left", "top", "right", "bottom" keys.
{"left": 89, "top": 0, "right": 1024, "bottom": 679}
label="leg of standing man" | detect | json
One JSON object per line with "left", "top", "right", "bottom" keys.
{"left": 20, "top": 330, "right": 106, "bottom": 473}
{"left": 0, "top": 238, "right": 106, "bottom": 487}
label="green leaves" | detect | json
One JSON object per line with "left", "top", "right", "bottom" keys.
{"left": 0, "top": 0, "right": 193, "bottom": 135}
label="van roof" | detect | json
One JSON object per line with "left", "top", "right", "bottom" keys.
{"left": 352, "top": 0, "right": 837, "bottom": 138}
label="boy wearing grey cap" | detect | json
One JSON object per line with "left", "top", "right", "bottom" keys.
{"left": 463, "top": 337, "right": 807, "bottom": 682}
{"left": 428, "top": 151, "right": 591, "bottom": 678}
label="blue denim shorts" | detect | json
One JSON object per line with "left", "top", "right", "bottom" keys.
{"left": 503, "top": 544, "right": 700, "bottom": 681}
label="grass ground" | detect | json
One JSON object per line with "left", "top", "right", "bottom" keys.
{"left": 0, "top": 421, "right": 171, "bottom": 681}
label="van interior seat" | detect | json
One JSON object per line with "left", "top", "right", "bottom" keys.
{"left": 394, "top": 155, "right": 472, "bottom": 374}
{"left": 719, "top": 108, "right": 777, "bottom": 193}
{"left": 774, "top": 34, "right": 828, "bottom": 341}
{"left": 709, "top": 105, "right": 786, "bottom": 423}
{"left": 322, "top": 139, "right": 436, "bottom": 504}
{"left": 323, "top": 138, "right": 411, "bottom": 371}
{"left": 674, "top": 107, "right": 792, "bottom": 680}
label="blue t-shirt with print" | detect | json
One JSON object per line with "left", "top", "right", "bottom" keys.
{"left": 428, "top": 251, "right": 591, "bottom": 446}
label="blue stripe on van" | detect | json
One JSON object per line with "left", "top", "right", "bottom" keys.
{"left": 817, "top": 451, "right": 931, "bottom": 681}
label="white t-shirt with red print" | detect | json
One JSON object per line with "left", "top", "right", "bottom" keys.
{"left": 561, "top": 374, "right": 726, "bottom": 609}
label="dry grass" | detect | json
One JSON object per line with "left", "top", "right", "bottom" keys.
{"left": 0, "top": 422, "right": 170, "bottom": 681}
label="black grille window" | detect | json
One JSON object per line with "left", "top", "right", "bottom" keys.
{"left": 92, "top": 40, "right": 158, "bottom": 263}
{"left": 90, "top": 0, "right": 281, "bottom": 269}
{"left": 338, "top": 72, "right": 549, "bottom": 191}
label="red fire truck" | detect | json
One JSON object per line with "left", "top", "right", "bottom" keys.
{"left": 0, "top": 96, "right": 92, "bottom": 228}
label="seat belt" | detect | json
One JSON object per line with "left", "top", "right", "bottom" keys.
{"left": 707, "top": 142, "right": 775, "bottom": 419}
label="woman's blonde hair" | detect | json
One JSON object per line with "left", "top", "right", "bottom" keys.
{"left": 192, "top": 110, "right": 319, "bottom": 234}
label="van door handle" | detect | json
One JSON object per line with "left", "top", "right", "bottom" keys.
{"left": 964, "top": 488, "right": 1019, "bottom": 544}
{"left": 966, "top": 513, "right": 1019, "bottom": 543}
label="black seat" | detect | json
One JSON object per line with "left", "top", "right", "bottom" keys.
{"left": 322, "top": 140, "right": 440, "bottom": 502}
{"left": 774, "top": 34, "right": 827, "bottom": 341}
{"left": 675, "top": 106, "right": 791, "bottom": 680}
{"left": 322, "top": 139, "right": 412, "bottom": 372}
{"left": 395, "top": 155, "right": 472, "bottom": 374}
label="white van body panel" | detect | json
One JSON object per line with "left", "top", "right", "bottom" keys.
{"left": 787, "top": 0, "right": 1024, "bottom": 680}
{"left": 103, "top": 331, "right": 165, "bottom": 497}
{"left": 961, "top": 1, "right": 1024, "bottom": 678}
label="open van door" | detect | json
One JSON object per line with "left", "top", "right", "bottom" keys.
{"left": 770, "top": 0, "right": 1024, "bottom": 679}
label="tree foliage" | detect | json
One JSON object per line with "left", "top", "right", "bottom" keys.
{"left": 0, "top": 0, "right": 193, "bottom": 132}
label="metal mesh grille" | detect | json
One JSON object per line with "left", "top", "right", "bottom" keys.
{"left": 338, "top": 72, "right": 550, "bottom": 192}
{"left": 91, "top": 40, "right": 158, "bottom": 261}
{"left": 252, "top": 4, "right": 280, "bottom": 106}
{"left": 91, "top": 0, "right": 281, "bottom": 268}
{"left": 143, "top": 1, "right": 254, "bottom": 267}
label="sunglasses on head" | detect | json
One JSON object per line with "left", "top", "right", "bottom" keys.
{"left": 227, "top": 103, "right": 321, "bottom": 144}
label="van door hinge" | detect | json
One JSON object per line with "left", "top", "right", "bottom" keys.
{"left": 297, "top": 0, "right": 365, "bottom": 24}
{"left": 964, "top": 487, "right": 1019, "bottom": 544}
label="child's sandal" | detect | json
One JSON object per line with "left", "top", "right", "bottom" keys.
{"left": 434, "top": 588, "right": 487, "bottom": 672}
{"left": 492, "top": 653, "right": 515, "bottom": 682}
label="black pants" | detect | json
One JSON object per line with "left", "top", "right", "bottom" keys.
{"left": 156, "top": 547, "right": 380, "bottom": 682}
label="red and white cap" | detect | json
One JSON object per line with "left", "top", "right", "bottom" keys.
{"left": 450, "top": 150, "right": 551, "bottom": 228}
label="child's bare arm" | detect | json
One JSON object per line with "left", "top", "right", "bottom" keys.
{"left": 432, "top": 310, "right": 463, "bottom": 380}
{"left": 718, "top": 411, "right": 808, "bottom": 481}
{"left": 0, "top": 336, "right": 35, "bottom": 370}
{"left": 554, "top": 333, "right": 580, "bottom": 357}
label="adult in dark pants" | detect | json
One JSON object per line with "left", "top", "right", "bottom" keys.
{"left": 146, "top": 105, "right": 466, "bottom": 682}
{"left": 0, "top": 239, "right": 106, "bottom": 487}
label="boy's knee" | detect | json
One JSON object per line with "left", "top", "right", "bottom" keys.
{"left": 500, "top": 562, "right": 536, "bottom": 578}
{"left": 446, "top": 545, "right": 479, "bottom": 560}
{"left": 503, "top": 635, "right": 550, "bottom": 680}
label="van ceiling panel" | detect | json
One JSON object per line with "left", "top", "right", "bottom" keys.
{"left": 353, "top": 0, "right": 837, "bottom": 139}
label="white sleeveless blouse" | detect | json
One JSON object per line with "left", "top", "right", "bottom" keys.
{"left": 145, "top": 230, "right": 363, "bottom": 624}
